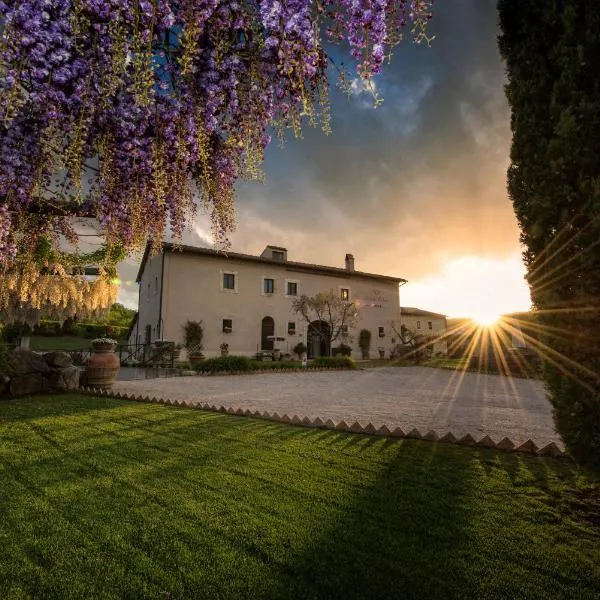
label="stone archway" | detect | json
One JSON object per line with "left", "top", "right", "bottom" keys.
{"left": 307, "top": 320, "right": 331, "bottom": 358}
{"left": 261, "top": 316, "right": 274, "bottom": 350}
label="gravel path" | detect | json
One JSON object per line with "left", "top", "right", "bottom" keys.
{"left": 113, "top": 366, "right": 560, "bottom": 447}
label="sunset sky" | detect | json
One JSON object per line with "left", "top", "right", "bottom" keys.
{"left": 118, "top": 0, "right": 532, "bottom": 319}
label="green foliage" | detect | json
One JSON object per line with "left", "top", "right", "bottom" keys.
{"left": 312, "top": 356, "right": 356, "bottom": 369}
{"left": 194, "top": 355, "right": 252, "bottom": 372}
{"left": 1, "top": 322, "right": 30, "bottom": 343}
{"left": 499, "top": 0, "right": 600, "bottom": 469}
{"left": 293, "top": 342, "right": 308, "bottom": 358}
{"left": 332, "top": 344, "right": 352, "bottom": 357}
{"left": 0, "top": 344, "right": 14, "bottom": 380}
{"left": 183, "top": 320, "right": 204, "bottom": 354}
{"left": 107, "top": 303, "right": 136, "bottom": 328}
{"left": 358, "top": 329, "right": 371, "bottom": 354}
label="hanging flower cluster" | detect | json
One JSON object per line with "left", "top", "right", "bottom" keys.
{"left": 0, "top": 0, "right": 432, "bottom": 319}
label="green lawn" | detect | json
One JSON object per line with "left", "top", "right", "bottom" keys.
{"left": 27, "top": 336, "right": 94, "bottom": 351}
{"left": 1, "top": 395, "right": 599, "bottom": 599}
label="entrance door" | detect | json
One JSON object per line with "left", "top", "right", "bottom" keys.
{"left": 261, "top": 316, "right": 274, "bottom": 350}
{"left": 307, "top": 320, "right": 331, "bottom": 358}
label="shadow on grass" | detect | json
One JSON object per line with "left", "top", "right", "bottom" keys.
{"left": 1, "top": 396, "right": 597, "bottom": 600}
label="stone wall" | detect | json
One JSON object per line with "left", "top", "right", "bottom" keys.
{"left": 2, "top": 348, "right": 81, "bottom": 396}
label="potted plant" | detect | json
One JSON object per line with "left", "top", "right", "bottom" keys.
{"left": 183, "top": 320, "right": 204, "bottom": 365}
{"left": 86, "top": 337, "right": 120, "bottom": 389}
{"left": 359, "top": 329, "right": 371, "bottom": 360}
{"left": 293, "top": 342, "right": 307, "bottom": 360}
{"left": 220, "top": 342, "right": 229, "bottom": 357}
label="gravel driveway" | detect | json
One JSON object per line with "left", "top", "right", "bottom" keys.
{"left": 113, "top": 366, "right": 559, "bottom": 447}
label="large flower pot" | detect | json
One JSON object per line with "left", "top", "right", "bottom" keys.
{"left": 86, "top": 342, "right": 120, "bottom": 389}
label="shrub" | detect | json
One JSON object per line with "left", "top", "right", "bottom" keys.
{"left": 293, "top": 342, "right": 307, "bottom": 359}
{"left": 358, "top": 329, "right": 371, "bottom": 358}
{"left": 183, "top": 320, "right": 203, "bottom": 354}
{"left": 332, "top": 343, "right": 352, "bottom": 357}
{"left": 0, "top": 344, "right": 14, "bottom": 380}
{"left": 313, "top": 356, "right": 356, "bottom": 369}
{"left": 194, "top": 355, "right": 252, "bottom": 373}
{"left": 34, "top": 320, "right": 62, "bottom": 336}
{"left": 1, "top": 322, "right": 30, "bottom": 343}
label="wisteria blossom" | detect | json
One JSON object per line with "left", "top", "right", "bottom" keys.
{"left": 0, "top": 0, "right": 433, "bottom": 278}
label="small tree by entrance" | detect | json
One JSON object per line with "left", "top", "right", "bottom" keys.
{"left": 292, "top": 291, "right": 359, "bottom": 357}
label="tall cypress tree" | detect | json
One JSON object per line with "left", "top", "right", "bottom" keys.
{"left": 498, "top": 0, "right": 600, "bottom": 468}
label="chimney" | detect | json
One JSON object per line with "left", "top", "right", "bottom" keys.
{"left": 345, "top": 253, "right": 355, "bottom": 271}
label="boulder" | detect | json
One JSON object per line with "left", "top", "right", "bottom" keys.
{"left": 11, "top": 349, "right": 50, "bottom": 374}
{"left": 44, "top": 351, "right": 73, "bottom": 368}
{"left": 11, "top": 348, "right": 36, "bottom": 374}
{"left": 54, "top": 366, "right": 81, "bottom": 391}
{"left": 9, "top": 373, "right": 49, "bottom": 396}
{"left": 45, "top": 366, "right": 81, "bottom": 390}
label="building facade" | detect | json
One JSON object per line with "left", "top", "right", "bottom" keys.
{"left": 130, "top": 243, "right": 407, "bottom": 359}
{"left": 399, "top": 307, "right": 448, "bottom": 355}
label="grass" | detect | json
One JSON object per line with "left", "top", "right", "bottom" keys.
{"left": 27, "top": 336, "right": 94, "bottom": 351}
{"left": 1, "top": 395, "right": 599, "bottom": 599}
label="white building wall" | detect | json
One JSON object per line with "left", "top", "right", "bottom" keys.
{"left": 159, "top": 251, "right": 403, "bottom": 358}
{"left": 130, "top": 252, "right": 164, "bottom": 346}
{"left": 400, "top": 314, "right": 448, "bottom": 355}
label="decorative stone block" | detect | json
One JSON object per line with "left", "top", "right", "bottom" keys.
{"left": 281, "top": 414, "right": 292, "bottom": 423}
{"left": 516, "top": 439, "right": 538, "bottom": 454}
{"left": 376, "top": 425, "right": 391, "bottom": 436}
{"left": 9, "top": 373, "right": 49, "bottom": 396}
{"left": 226, "top": 407, "right": 236, "bottom": 414}
{"left": 253, "top": 411, "right": 262, "bottom": 419}
{"left": 423, "top": 430, "right": 439, "bottom": 442}
{"left": 313, "top": 417, "right": 324, "bottom": 428}
{"left": 495, "top": 437, "right": 515, "bottom": 451}
{"left": 407, "top": 428, "right": 422, "bottom": 439}
{"left": 235, "top": 408, "right": 245, "bottom": 415}
{"left": 390, "top": 427, "right": 405, "bottom": 438}
{"left": 217, "top": 406, "right": 226, "bottom": 413}
{"left": 271, "top": 412, "right": 280, "bottom": 420}
{"left": 537, "top": 442, "right": 563, "bottom": 457}
{"left": 335, "top": 420, "right": 349, "bottom": 431}
{"left": 324, "top": 419, "right": 336, "bottom": 429}
{"left": 349, "top": 421, "right": 364, "bottom": 433}
{"left": 291, "top": 415, "right": 302, "bottom": 425}
{"left": 457, "top": 434, "right": 477, "bottom": 446}
{"left": 364, "top": 423, "right": 377, "bottom": 434}
{"left": 262, "top": 411, "right": 271, "bottom": 419}
{"left": 476, "top": 435, "right": 496, "bottom": 449}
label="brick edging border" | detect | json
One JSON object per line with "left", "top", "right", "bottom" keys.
{"left": 78, "top": 387, "right": 566, "bottom": 459}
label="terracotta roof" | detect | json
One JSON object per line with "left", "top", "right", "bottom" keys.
{"left": 401, "top": 306, "right": 447, "bottom": 319}
{"left": 136, "top": 242, "right": 407, "bottom": 284}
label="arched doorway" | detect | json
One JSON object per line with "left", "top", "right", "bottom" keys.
{"left": 261, "top": 316, "right": 274, "bottom": 350}
{"left": 307, "top": 320, "right": 331, "bottom": 358}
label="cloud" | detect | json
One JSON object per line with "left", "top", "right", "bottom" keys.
{"left": 118, "top": 0, "right": 529, "bottom": 316}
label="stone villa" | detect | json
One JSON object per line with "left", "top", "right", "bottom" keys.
{"left": 129, "top": 243, "right": 411, "bottom": 359}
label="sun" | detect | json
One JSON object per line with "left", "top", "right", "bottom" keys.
{"left": 472, "top": 312, "right": 501, "bottom": 326}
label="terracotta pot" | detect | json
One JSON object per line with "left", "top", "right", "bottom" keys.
{"left": 86, "top": 345, "right": 120, "bottom": 389}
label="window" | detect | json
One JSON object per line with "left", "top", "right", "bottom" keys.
{"left": 288, "top": 322, "right": 296, "bottom": 335}
{"left": 417, "top": 321, "right": 421, "bottom": 329}
{"left": 340, "top": 288, "right": 350, "bottom": 301}
{"left": 428, "top": 321, "right": 433, "bottom": 330}
{"left": 287, "top": 281, "right": 297, "bottom": 296}
{"left": 154, "top": 276, "right": 158, "bottom": 295}
{"left": 147, "top": 282, "right": 151, "bottom": 300}
{"left": 223, "top": 273, "right": 235, "bottom": 290}
{"left": 263, "top": 278, "right": 274, "bottom": 294}
{"left": 272, "top": 250, "right": 284, "bottom": 261}
{"left": 378, "top": 326, "right": 385, "bottom": 338}
{"left": 222, "top": 319, "right": 233, "bottom": 333}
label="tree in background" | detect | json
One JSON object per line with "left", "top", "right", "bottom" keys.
{"left": 498, "top": 0, "right": 600, "bottom": 468}
{"left": 0, "top": 2, "right": 433, "bottom": 322}
{"left": 292, "top": 290, "right": 359, "bottom": 356}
